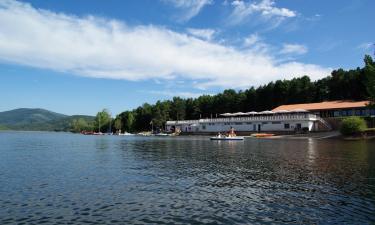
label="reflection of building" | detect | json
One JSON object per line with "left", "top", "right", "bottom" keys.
{"left": 272, "top": 100, "right": 374, "bottom": 118}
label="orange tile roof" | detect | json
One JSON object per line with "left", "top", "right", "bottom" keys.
{"left": 272, "top": 100, "right": 370, "bottom": 111}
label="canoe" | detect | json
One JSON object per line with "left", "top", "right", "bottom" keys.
{"left": 251, "top": 133, "right": 275, "bottom": 138}
{"left": 210, "top": 136, "right": 244, "bottom": 141}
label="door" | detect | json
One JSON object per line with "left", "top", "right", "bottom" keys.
{"left": 258, "top": 124, "right": 261, "bottom": 132}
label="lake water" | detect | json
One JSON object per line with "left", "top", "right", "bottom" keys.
{"left": 0, "top": 131, "right": 374, "bottom": 224}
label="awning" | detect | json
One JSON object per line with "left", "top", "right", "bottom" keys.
{"left": 259, "top": 110, "right": 274, "bottom": 114}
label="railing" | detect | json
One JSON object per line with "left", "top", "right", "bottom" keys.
{"left": 316, "top": 116, "right": 332, "bottom": 130}
{"left": 166, "top": 120, "right": 200, "bottom": 125}
{"left": 199, "top": 114, "right": 317, "bottom": 123}
{"left": 166, "top": 114, "right": 318, "bottom": 125}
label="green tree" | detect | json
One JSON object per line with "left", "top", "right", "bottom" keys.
{"left": 95, "top": 109, "right": 111, "bottom": 132}
{"left": 113, "top": 116, "right": 122, "bottom": 132}
{"left": 340, "top": 117, "right": 367, "bottom": 135}
{"left": 71, "top": 118, "right": 92, "bottom": 133}
{"left": 171, "top": 97, "right": 186, "bottom": 120}
{"left": 133, "top": 104, "right": 153, "bottom": 131}
{"left": 118, "top": 111, "right": 135, "bottom": 132}
{"left": 364, "top": 55, "right": 375, "bottom": 106}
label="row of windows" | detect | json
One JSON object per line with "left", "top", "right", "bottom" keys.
{"left": 332, "top": 109, "right": 375, "bottom": 117}
{"left": 203, "top": 122, "right": 292, "bottom": 127}
{"left": 202, "top": 123, "right": 298, "bottom": 130}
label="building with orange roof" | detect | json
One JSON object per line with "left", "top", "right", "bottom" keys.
{"left": 272, "top": 100, "right": 374, "bottom": 118}
{"left": 166, "top": 100, "right": 374, "bottom": 134}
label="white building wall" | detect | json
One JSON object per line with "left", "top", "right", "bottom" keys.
{"left": 198, "top": 121, "right": 313, "bottom": 132}
{"left": 166, "top": 114, "right": 317, "bottom": 133}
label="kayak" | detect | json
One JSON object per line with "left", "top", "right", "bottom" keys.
{"left": 210, "top": 136, "right": 244, "bottom": 141}
{"left": 251, "top": 133, "right": 275, "bottom": 138}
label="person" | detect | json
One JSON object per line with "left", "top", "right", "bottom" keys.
{"left": 217, "top": 132, "right": 222, "bottom": 138}
{"left": 228, "top": 127, "right": 236, "bottom": 137}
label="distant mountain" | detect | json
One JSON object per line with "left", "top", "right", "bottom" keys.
{"left": 0, "top": 108, "right": 94, "bottom": 131}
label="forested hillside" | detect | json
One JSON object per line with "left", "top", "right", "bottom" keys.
{"left": 0, "top": 108, "right": 94, "bottom": 131}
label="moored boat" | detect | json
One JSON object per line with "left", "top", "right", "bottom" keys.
{"left": 251, "top": 133, "right": 275, "bottom": 138}
{"left": 210, "top": 136, "right": 244, "bottom": 141}
{"left": 118, "top": 132, "right": 134, "bottom": 136}
{"left": 154, "top": 133, "right": 169, "bottom": 136}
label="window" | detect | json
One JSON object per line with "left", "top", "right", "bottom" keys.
{"left": 202, "top": 125, "right": 206, "bottom": 130}
{"left": 284, "top": 123, "right": 290, "bottom": 129}
{"left": 235, "top": 122, "right": 243, "bottom": 125}
{"left": 246, "top": 122, "right": 252, "bottom": 125}
{"left": 262, "top": 122, "right": 268, "bottom": 124}
{"left": 272, "top": 121, "right": 281, "bottom": 124}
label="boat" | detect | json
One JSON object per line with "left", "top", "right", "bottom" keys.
{"left": 118, "top": 132, "right": 134, "bottom": 136}
{"left": 251, "top": 133, "right": 275, "bottom": 138}
{"left": 154, "top": 133, "right": 169, "bottom": 137}
{"left": 210, "top": 136, "right": 244, "bottom": 141}
{"left": 81, "top": 131, "right": 104, "bottom": 135}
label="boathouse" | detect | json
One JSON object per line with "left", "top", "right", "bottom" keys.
{"left": 272, "top": 100, "right": 374, "bottom": 118}
{"left": 166, "top": 100, "right": 374, "bottom": 134}
{"left": 166, "top": 110, "right": 328, "bottom": 134}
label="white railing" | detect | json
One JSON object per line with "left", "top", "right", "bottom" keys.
{"left": 166, "top": 114, "right": 317, "bottom": 125}
{"left": 166, "top": 120, "right": 200, "bottom": 125}
{"left": 316, "top": 116, "right": 332, "bottom": 130}
{"left": 198, "top": 114, "right": 317, "bottom": 123}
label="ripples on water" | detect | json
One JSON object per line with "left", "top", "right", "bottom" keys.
{"left": 0, "top": 131, "right": 374, "bottom": 224}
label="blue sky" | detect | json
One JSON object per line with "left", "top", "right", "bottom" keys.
{"left": 0, "top": 0, "right": 373, "bottom": 116}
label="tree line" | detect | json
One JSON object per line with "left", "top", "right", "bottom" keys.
{"left": 71, "top": 55, "right": 375, "bottom": 133}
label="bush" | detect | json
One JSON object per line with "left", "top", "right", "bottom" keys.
{"left": 340, "top": 117, "right": 367, "bottom": 135}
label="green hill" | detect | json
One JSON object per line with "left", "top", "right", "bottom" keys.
{"left": 0, "top": 108, "right": 94, "bottom": 131}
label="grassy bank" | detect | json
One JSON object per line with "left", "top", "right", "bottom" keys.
{"left": 0, "top": 125, "right": 9, "bottom": 130}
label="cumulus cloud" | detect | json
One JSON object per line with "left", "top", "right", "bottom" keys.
{"left": 162, "top": 0, "right": 212, "bottom": 22}
{"left": 186, "top": 28, "right": 216, "bottom": 41}
{"left": 280, "top": 44, "right": 308, "bottom": 55}
{"left": 229, "top": 0, "right": 296, "bottom": 26}
{"left": 0, "top": 0, "right": 330, "bottom": 89}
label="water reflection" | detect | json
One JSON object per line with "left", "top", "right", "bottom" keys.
{"left": 307, "top": 138, "right": 317, "bottom": 164}
{"left": 0, "top": 132, "right": 374, "bottom": 224}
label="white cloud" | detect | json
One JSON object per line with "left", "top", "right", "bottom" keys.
{"left": 0, "top": 0, "right": 330, "bottom": 90}
{"left": 243, "top": 33, "right": 260, "bottom": 46}
{"left": 357, "top": 42, "right": 373, "bottom": 50}
{"left": 280, "top": 44, "right": 308, "bottom": 55}
{"left": 163, "top": 0, "right": 212, "bottom": 22}
{"left": 144, "top": 90, "right": 207, "bottom": 98}
{"left": 187, "top": 28, "right": 215, "bottom": 41}
{"left": 229, "top": 0, "right": 296, "bottom": 26}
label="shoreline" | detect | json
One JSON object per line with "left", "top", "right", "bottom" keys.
{"left": 2, "top": 130, "right": 375, "bottom": 141}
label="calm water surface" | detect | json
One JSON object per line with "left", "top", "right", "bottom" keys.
{"left": 0, "top": 131, "right": 374, "bottom": 224}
